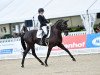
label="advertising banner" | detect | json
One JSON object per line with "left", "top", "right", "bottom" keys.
{"left": 86, "top": 33, "right": 100, "bottom": 48}
{"left": 0, "top": 39, "right": 23, "bottom": 60}
{"left": 53, "top": 35, "right": 86, "bottom": 50}
{"left": 0, "top": 49, "right": 13, "bottom": 54}
{"left": 0, "top": 33, "right": 100, "bottom": 60}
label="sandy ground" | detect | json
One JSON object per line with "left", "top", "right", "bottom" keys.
{"left": 0, "top": 54, "right": 100, "bottom": 75}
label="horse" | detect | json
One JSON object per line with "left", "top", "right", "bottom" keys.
{"left": 20, "top": 19, "right": 76, "bottom": 68}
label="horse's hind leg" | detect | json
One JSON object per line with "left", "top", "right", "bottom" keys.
{"left": 57, "top": 44, "right": 76, "bottom": 61}
{"left": 21, "top": 46, "right": 30, "bottom": 68}
{"left": 21, "top": 36, "right": 26, "bottom": 51}
{"left": 31, "top": 46, "right": 44, "bottom": 65}
{"left": 45, "top": 46, "right": 52, "bottom": 66}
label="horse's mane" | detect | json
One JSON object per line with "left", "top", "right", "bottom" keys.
{"left": 52, "top": 19, "right": 63, "bottom": 28}
{"left": 54, "top": 19, "right": 63, "bottom": 25}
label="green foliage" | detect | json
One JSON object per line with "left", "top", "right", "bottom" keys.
{"left": 68, "top": 26, "right": 85, "bottom": 32}
{"left": 1, "top": 34, "right": 13, "bottom": 39}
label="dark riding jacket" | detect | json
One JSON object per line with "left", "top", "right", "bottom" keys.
{"left": 38, "top": 15, "right": 49, "bottom": 28}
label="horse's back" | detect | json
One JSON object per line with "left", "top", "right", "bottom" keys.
{"left": 23, "top": 30, "right": 37, "bottom": 40}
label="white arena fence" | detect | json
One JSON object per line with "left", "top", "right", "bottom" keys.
{"left": 68, "top": 31, "right": 86, "bottom": 36}
{"left": 0, "top": 31, "right": 100, "bottom": 60}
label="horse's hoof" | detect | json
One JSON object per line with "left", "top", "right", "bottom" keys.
{"left": 41, "top": 63, "right": 44, "bottom": 66}
{"left": 21, "top": 65, "right": 24, "bottom": 68}
{"left": 72, "top": 58, "right": 76, "bottom": 61}
{"left": 45, "top": 65, "right": 48, "bottom": 67}
{"left": 45, "top": 64, "right": 48, "bottom": 67}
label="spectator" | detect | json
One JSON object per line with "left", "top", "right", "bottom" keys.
{"left": 95, "top": 26, "right": 100, "bottom": 33}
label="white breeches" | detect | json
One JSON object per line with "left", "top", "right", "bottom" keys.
{"left": 41, "top": 26, "right": 47, "bottom": 35}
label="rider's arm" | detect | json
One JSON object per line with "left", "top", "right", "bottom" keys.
{"left": 38, "top": 15, "right": 46, "bottom": 25}
{"left": 43, "top": 16, "right": 49, "bottom": 23}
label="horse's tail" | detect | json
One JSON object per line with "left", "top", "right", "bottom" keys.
{"left": 20, "top": 26, "right": 28, "bottom": 51}
{"left": 21, "top": 35, "right": 26, "bottom": 51}
{"left": 20, "top": 25, "right": 30, "bottom": 51}
{"left": 22, "top": 26, "right": 28, "bottom": 33}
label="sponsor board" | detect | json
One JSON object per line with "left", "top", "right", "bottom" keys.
{"left": 53, "top": 35, "right": 86, "bottom": 50}
{"left": 0, "top": 33, "right": 100, "bottom": 60}
{"left": 0, "top": 49, "right": 13, "bottom": 54}
{"left": 86, "top": 33, "right": 100, "bottom": 48}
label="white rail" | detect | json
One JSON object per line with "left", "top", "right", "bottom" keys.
{"left": 68, "top": 31, "right": 86, "bottom": 36}
{"left": 0, "top": 31, "right": 86, "bottom": 43}
{"left": 0, "top": 37, "right": 20, "bottom": 43}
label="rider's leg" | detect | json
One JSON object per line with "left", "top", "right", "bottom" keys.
{"left": 41, "top": 26, "right": 47, "bottom": 43}
{"left": 42, "top": 26, "right": 48, "bottom": 35}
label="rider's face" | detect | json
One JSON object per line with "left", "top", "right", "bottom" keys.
{"left": 39, "top": 12, "right": 44, "bottom": 15}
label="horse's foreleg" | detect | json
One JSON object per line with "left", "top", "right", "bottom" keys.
{"left": 45, "top": 46, "right": 52, "bottom": 66}
{"left": 58, "top": 44, "right": 76, "bottom": 61}
{"left": 21, "top": 47, "right": 30, "bottom": 68}
{"left": 31, "top": 46, "right": 44, "bottom": 65}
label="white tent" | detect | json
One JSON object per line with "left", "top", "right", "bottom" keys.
{"left": 0, "top": 0, "right": 51, "bottom": 24}
{"left": 88, "top": 0, "right": 100, "bottom": 14}
{"left": 0, "top": 0, "right": 99, "bottom": 24}
{"left": 44, "top": 0, "right": 98, "bottom": 18}
{"left": 0, "top": 0, "right": 100, "bottom": 34}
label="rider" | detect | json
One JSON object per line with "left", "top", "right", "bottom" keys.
{"left": 38, "top": 8, "right": 49, "bottom": 43}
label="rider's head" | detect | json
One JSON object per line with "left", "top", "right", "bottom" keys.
{"left": 38, "top": 8, "right": 44, "bottom": 14}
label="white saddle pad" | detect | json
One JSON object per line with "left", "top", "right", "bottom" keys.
{"left": 36, "top": 26, "right": 51, "bottom": 38}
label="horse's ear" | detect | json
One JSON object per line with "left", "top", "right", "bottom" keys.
{"left": 65, "top": 20, "right": 69, "bottom": 25}
{"left": 63, "top": 20, "right": 69, "bottom": 25}
{"left": 66, "top": 20, "right": 69, "bottom": 22}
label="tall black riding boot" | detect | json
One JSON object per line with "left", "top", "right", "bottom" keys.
{"left": 41, "top": 35, "right": 47, "bottom": 44}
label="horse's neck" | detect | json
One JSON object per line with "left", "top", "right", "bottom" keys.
{"left": 50, "top": 20, "right": 63, "bottom": 37}
{"left": 51, "top": 26, "right": 62, "bottom": 37}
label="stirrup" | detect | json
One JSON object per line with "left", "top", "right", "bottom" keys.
{"left": 40, "top": 38, "right": 45, "bottom": 44}
{"left": 39, "top": 38, "right": 43, "bottom": 44}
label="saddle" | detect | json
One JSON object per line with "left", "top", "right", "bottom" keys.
{"left": 36, "top": 26, "right": 51, "bottom": 45}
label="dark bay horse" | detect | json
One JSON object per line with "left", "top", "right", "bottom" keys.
{"left": 21, "top": 19, "right": 76, "bottom": 68}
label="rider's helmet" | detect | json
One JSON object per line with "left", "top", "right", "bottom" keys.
{"left": 38, "top": 8, "right": 44, "bottom": 13}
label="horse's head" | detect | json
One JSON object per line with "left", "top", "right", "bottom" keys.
{"left": 61, "top": 20, "right": 69, "bottom": 30}
{"left": 55, "top": 19, "right": 69, "bottom": 33}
